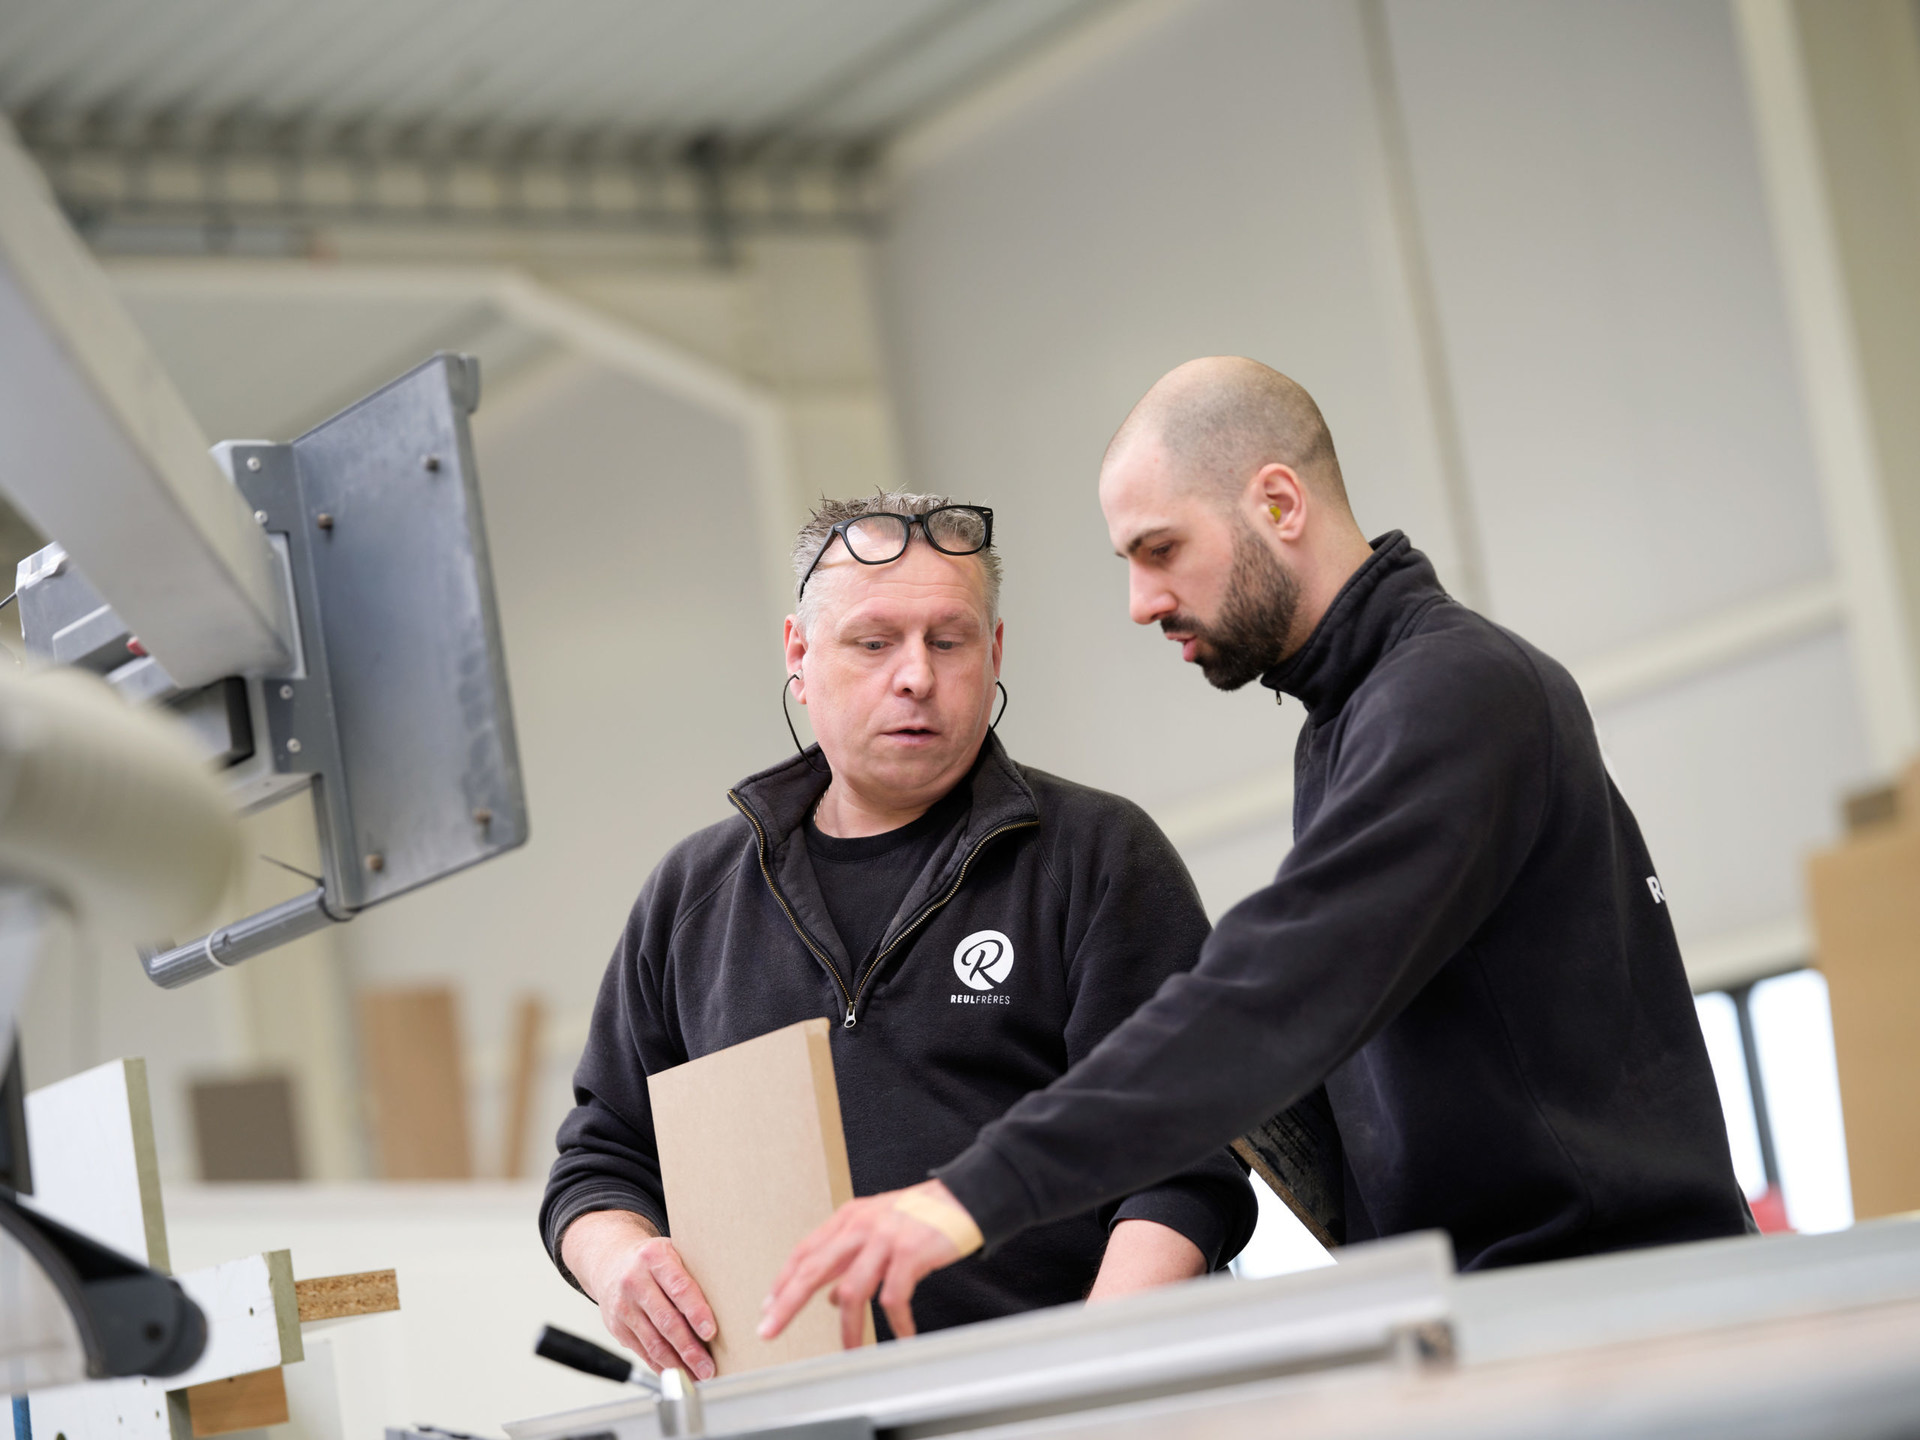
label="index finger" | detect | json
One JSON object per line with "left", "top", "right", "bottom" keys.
{"left": 769, "top": 1204, "right": 856, "bottom": 1299}
{"left": 648, "top": 1245, "right": 718, "bottom": 1343}
{"left": 760, "top": 1218, "right": 874, "bottom": 1340}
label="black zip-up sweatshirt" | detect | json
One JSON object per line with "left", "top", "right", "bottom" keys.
{"left": 540, "top": 738, "right": 1256, "bottom": 1335}
{"left": 938, "top": 533, "right": 1753, "bottom": 1270}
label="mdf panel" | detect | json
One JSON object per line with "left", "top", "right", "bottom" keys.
{"left": 649, "top": 1019, "right": 864, "bottom": 1374}
{"left": 359, "top": 986, "right": 473, "bottom": 1180}
{"left": 1808, "top": 824, "right": 1920, "bottom": 1217}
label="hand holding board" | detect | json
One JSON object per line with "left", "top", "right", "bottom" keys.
{"left": 648, "top": 1018, "right": 871, "bottom": 1375}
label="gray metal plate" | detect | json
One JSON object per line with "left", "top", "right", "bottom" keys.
{"left": 279, "top": 352, "right": 525, "bottom": 910}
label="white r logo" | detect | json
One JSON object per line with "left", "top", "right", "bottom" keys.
{"left": 953, "top": 930, "right": 1015, "bottom": 990}
{"left": 1646, "top": 876, "right": 1666, "bottom": 904}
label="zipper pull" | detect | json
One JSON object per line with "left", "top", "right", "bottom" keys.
{"left": 843, "top": 1001, "right": 857, "bottom": 1029}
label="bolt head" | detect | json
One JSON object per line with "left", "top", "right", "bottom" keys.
{"left": 422, "top": 454, "right": 441, "bottom": 472}
{"left": 254, "top": 510, "right": 269, "bottom": 525}
{"left": 473, "top": 807, "right": 493, "bottom": 826}
{"left": 286, "top": 737, "right": 302, "bottom": 754}
{"left": 316, "top": 512, "right": 334, "bottom": 530}
{"left": 365, "top": 852, "right": 386, "bottom": 873}
{"left": 279, "top": 684, "right": 293, "bottom": 699}
{"left": 245, "top": 456, "right": 262, "bottom": 472}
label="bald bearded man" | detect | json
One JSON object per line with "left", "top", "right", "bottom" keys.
{"left": 761, "top": 357, "right": 1752, "bottom": 1346}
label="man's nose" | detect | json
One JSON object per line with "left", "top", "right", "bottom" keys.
{"left": 894, "top": 637, "right": 935, "bottom": 695}
{"left": 1128, "top": 565, "right": 1175, "bottom": 627}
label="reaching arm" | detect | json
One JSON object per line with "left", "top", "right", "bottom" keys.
{"left": 938, "top": 641, "right": 1549, "bottom": 1246}
{"left": 764, "top": 639, "right": 1549, "bottom": 1335}
{"left": 1040, "top": 795, "right": 1259, "bottom": 1275}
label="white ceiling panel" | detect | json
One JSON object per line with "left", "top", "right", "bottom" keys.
{"left": 0, "top": 0, "right": 1116, "bottom": 149}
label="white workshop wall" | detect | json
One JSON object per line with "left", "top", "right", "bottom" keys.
{"left": 876, "top": 0, "right": 1459, "bottom": 908}
{"left": 874, "top": 0, "right": 1878, "bottom": 957}
{"left": 1384, "top": 0, "right": 1833, "bottom": 660}
{"left": 1376, "top": 0, "right": 1876, "bottom": 951}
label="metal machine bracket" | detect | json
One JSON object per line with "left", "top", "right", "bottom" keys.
{"left": 19, "top": 352, "right": 528, "bottom": 987}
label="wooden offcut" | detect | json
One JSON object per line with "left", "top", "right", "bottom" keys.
{"left": 500, "top": 994, "right": 544, "bottom": 1179}
{"left": 184, "top": 1366, "right": 289, "bottom": 1437}
{"left": 189, "top": 1073, "right": 303, "bottom": 1182}
{"left": 1809, "top": 816, "right": 1920, "bottom": 1218}
{"left": 295, "top": 1268, "right": 400, "bottom": 1322}
{"left": 649, "top": 1018, "right": 867, "bottom": 1375}
{"left": 359, "top": 986, "right": 474, "bottom": 1179}
{"left": 1234, "top": 1092, "right": 1344, "bottom": 1251}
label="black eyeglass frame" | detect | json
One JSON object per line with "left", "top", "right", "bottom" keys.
{"left": 795, "top": 505, "right": 995, "bottom": 603}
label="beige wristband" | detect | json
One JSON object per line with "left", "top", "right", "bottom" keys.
{"left": 893, "top": 1189, "right": 984, "bottom": 1258}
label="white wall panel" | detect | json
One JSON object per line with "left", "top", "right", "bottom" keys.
{"left": 1383, "top": 0, "right": 1834, "bottom": 663}
{"left": 1181, "top": 815, "right": 1297, "bottom": 923}
{"left": 880, "top": 0, "right": 1460, "bottom": 817}
{"left": 1594, "top": 628, "right": 1872, "bottom": 945}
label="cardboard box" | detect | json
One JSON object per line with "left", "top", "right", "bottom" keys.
{"left": 648, "top": 1018, "right": 870, "bottom": 1375}
{"left": 1808, "top": 818, "right": 1920, "bottom": 1218}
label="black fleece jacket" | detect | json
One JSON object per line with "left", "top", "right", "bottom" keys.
{"left": 938, "top": 533, "right": 1752, "bottom": 1271}
{"left": 541, "top": 737, "right": 1256, "bottom": 1335}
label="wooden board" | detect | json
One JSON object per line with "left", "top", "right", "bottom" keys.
{"left": 183, "top": 1368, "right": 288, "bottom": 1437}
{"left": 1808, "top": 821, "right": 1920, "bottom": 1217}
{"left": 23, "top": 1057, "right": 169, "bottom": 1269}
{"left": 296, "top": 1269, "right": 400, "bottom": 1321}
{"left": 1234, "top": 1087, "right": 1345, "bottom": 1250}
{"left": 648, "top": 1018, "right": 867, "bottom": 1375}
{"left": 500, "top": 995, "right": 543, "bottom": 1179}
{"left": 359, "top": 986, "right": 474, "bottom": 1179}
{"left": 189, "top": 1073, "right": 303, "bottom": 1182}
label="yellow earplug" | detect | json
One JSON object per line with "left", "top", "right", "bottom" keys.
{"left": 1269, "top": 504, "right": 1282, "bottom": 522}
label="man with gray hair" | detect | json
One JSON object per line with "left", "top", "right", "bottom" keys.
{"left": 542, "top": 492, "right": 1255, "bottom": 1374}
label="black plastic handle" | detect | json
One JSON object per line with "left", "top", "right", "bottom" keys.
{"left": 535, "top": 1324, "right": 635, "bottom": 1384}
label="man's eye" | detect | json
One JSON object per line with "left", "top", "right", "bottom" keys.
{"left": 1151, "top": 543, "right": 1174, "bottom": 561}
{"left": 862, "top": 640, "right": 887, "bottom": 651}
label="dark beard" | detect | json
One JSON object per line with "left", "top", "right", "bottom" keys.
{"left": 1164, "top": 520, "right": 1301, "bottom": 691}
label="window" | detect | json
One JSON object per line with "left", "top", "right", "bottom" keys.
{"left": 1694, "top": 969, "right": 1853, "bottom": 1234}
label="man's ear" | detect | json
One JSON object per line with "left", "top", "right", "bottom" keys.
{"left": 991, "top": 619, "right": 1005, "bottom": 679}
{"left": 1250, "top": 463, "right": 1308, "bottom": 544}
{"left": 783, "top": 615, "right": 808, "bottom": 701}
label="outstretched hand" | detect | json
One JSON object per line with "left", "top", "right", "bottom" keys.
{"left": 759, "top": 1179, "right": 982, "bottom": 1347}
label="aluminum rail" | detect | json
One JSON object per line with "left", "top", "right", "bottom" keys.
{"left": 978, "top": 1292, "right": 1920, "bottom": 1440}
{"left": 506, "top": 1219, "right": 1920, "bottom": 1440}
{"left": 505, "top": 1233, "right": 1454, "bottom": 1440}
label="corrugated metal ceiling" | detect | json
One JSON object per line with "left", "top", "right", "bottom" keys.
{"left": 0, "top": 0, "right": 1110, "bottom": 151}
